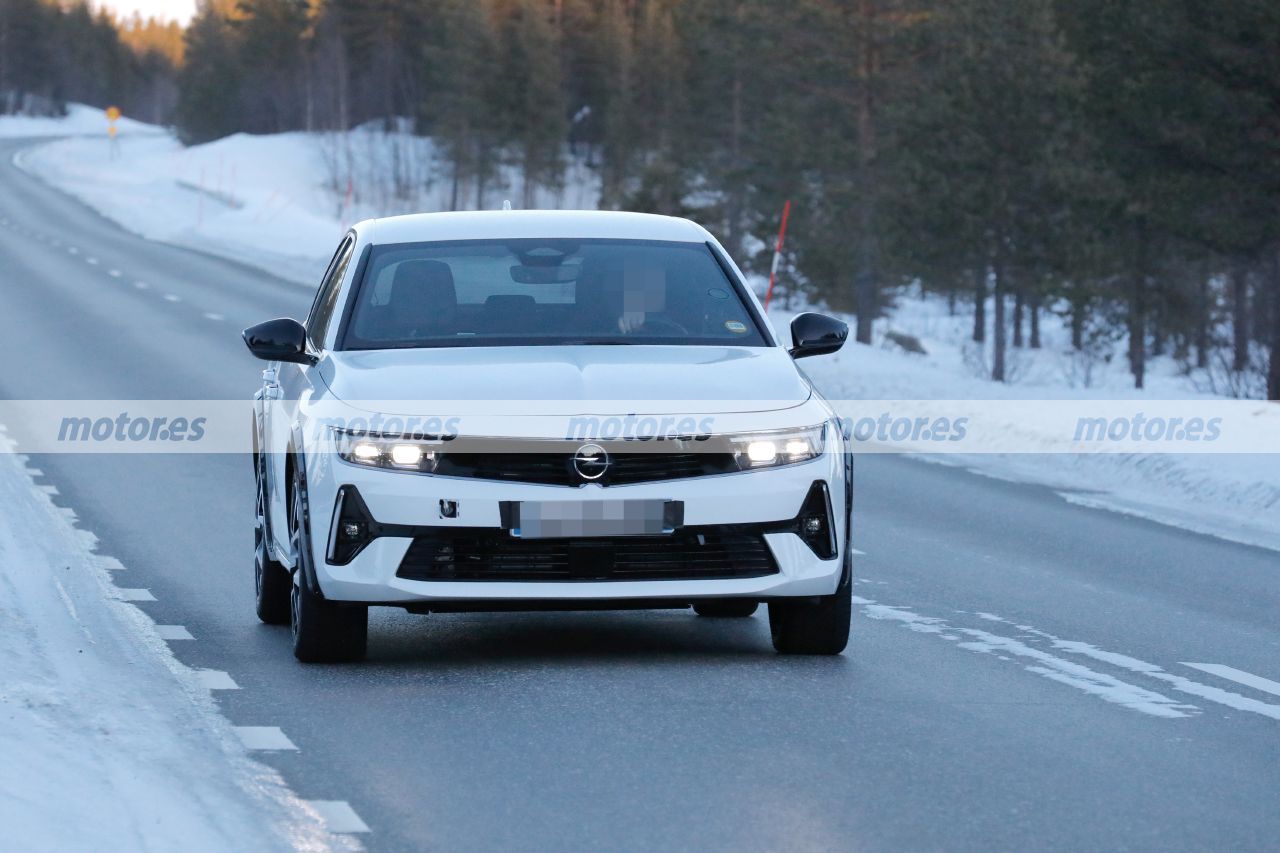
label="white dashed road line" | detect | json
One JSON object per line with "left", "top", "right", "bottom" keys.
{"left": 154, "top": 624, "right": 194, "bottom": 640}
{"left": 203, "top": 312, "right": 225, "bottom": 321}
{"left": 193, "top": 669, "right": 239, "bottom": 690}
{"left": 85, "top": 257, "right": 98, "bottom": 265}
{"left": 1181, "top": 663, "right": 1280, "bottom": 699}
{"left": 108, "top": 269, "right": 122, "bottom": 278}
{"left": 134, "top": 281, "right": 149, "bottom": 290}
{"left": 164, "top": 294, "right": 181, "bottom": 303}
{"left": 306, "top": 801, "right": 371, "bottom": 834}
{"left": 234, "top": 726, "right": 299, "bottom": 751}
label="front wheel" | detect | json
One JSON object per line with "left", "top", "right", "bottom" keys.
{"left": 768, "top": 570, "right": 851, "bottom": 655}
{"left": 289, "top": 463, "right": 367, "bottom": 663}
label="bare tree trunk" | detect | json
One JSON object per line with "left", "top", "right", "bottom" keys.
{"left": 1269, "top": 251, "right": 1280, "bottom": 401}
{"left": 992, "top": 249, "right": 1007, "bottom": 382}
{"left": 1013, "top": 284, "right": 1024, "bottom": 348}
{"left": 853, "top": 0, "right": 879, "bottom": 346}
{"left": 1129, "top": 260, "right": 1147, "bottom": 390}
{"left": 972, "top": 266, "right": 986, "bottom": 343}
{"left": 1071, "top": 295, "right": 1085, "bottom": 350}
{"left": 1196, "top": 275, "right": 1210, "bottom": 368}
{"left": 1232, "top": 265, "right": 1250, "bottom": 372}
{"left": 1029, "top": 292, "right": 1041, "bottom": 349}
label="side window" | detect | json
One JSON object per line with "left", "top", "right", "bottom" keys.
{"left": 307, "top": 236, "right": 355, "bottom": 349}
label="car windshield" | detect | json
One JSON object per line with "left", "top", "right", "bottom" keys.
{"left": 339, "top": 238, "right": 768, "bottom": 349}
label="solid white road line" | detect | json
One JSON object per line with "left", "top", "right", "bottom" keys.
{"left": 233, "top": 726, "right": 298, "bottom": 751}
{"left": 154, "top": 624, "right": 194, "bottom": 640}
{"left": 117, "top": 588, "right": 156, "bottom": 601}
{"left": 306, "top": 801, "right": 371, "bottom": 834}
{"left": 193, "top": 669, "right": 239, "bottom": 690}
{"left": 1181, "top": 663, "right": 1280, "bottom": 699}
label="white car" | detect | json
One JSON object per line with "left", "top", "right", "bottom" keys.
{"left": 245, "top": 211, "right": 853, "bottom": 662}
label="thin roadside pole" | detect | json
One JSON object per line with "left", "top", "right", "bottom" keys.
{"left": 763, "top": 199, "right": 791, "bottom": 312}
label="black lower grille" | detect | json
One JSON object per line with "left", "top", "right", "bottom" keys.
{"left": 397, "top": 529, "right": 778, "bottom": 582}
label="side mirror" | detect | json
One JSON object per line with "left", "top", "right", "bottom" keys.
{"left": 789, "top": 312, "right": 848, "bottom": 358}
{"left": 243, "top": 318, "right": 315, "bottom": 364}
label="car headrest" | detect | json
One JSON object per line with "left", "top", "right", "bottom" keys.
{"left": 389, "top": 260, "right": 457, "bottom": 314}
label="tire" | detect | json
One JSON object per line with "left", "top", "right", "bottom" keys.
{"left": 289, "top": 463, "right": 367, "bottom": 663}
{"left": 254, "top": 455, "right": 291, "bottom": 625}
{"left": 768, "top": 567, "right": 851, "bottom": 655}
{"left": 693, "top": 600, "right": 758, "bottom": 618}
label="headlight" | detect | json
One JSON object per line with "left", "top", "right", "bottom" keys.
{"left": 334, "top": 429, "right": 441, "bottom": 473}
{"left": 729, "top": 424, "right": 825, "bottom": 470}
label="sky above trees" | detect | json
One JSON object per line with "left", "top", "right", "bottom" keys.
{"left": 98, "top": 0, "right": 194, "bottom": 25}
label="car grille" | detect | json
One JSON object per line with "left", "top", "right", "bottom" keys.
{"left": 432, "top": 450, "right": 739, "bottom": 487}
{"left": 397, "top": 529, "right": 778, "bottom": 582}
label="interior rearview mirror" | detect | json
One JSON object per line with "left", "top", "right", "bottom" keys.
{"left": 242, "top": 318, "right": 315, "bottom": 364}
{"left": 788, "top": 312, "right": 848, "bottom": 359}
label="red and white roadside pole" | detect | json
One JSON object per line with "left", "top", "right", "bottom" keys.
{"left": 762, "top": 199, "right": 791, "bottom": 312}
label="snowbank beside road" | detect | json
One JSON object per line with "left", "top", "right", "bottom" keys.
{"left": 0, "top": 441, "right": 334, "bottom": 851}
{"left": 17, "top": 121, "right": 603, "bottom": 287}
{"left": 17, "top": 131, "right": 339, "bottom": 285}
{"left": 0, "top": 103, "right": 155, "bottom": 138}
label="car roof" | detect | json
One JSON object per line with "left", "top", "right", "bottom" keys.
{"left": 358, "top": 210, "right": 713, "bottom": 245}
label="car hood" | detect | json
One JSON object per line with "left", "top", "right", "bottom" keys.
{"left": 318, "top": 345, "right": 811, "bottom": 416}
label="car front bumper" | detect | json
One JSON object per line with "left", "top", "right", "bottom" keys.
{"left": 301, "top": 439, "right": 850, "bottom": 605}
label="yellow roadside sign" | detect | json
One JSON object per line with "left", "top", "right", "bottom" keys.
{"left": 105, "top": 106, "right": 121, "bottom": 122}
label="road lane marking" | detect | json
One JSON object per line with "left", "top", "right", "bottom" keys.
{"left": 971, "top": 612, "right": 1280, "bottom": 723}
{"left": 851, "top": 548, "right": 867, "bottom": 555}
{"left": 203, "top": 312, "right": 224, "bottom": 321}
{"left": 234, "top": 726, "right": 298, "bottom": 751}
{"left": 117, "top": 588, "right": 156, "bottom": 602}
{"left": 85, "top": 257, "right": 98, "bottom": 265}
{"left": 164, "top": 294, "right": 181, "bottom": 303}
{"left": 1180, "top": 663, "right": 1280, "bottom": 700}
{"left": 193, "top": 669, "right": 239, "bottom": 690}
{"left": 306, "top": 801, "right": 370, "bottom": 834}
{"left": 154, "top": 624, "right": 194, "bottom": 640}
{"left": 67, "top": 247, "right": 78, "bottom": 255}
{"left": 857, "top": 598, "right": 1197, "bottom": 718}
{"left": 134, "top": 281, "right": 149, "bottom": 290}
{"left": 108, "top": 269, "right": 122, "bottom": 278}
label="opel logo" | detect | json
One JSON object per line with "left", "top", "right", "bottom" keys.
{"left": 573, "top": 443, "right": 610, "bottom": 481}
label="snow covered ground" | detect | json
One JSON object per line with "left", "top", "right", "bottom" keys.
{"left": 0, "top": 103, "right": 154, "bottom": 139}
{"left": 18, "top": 120, "right": 600, "bottom": 286}
{"left": 0, "top": 438, "right": 341, "bottom": 851}
{"left": 8, "top": 109, "right": 1278, "bottom": 551}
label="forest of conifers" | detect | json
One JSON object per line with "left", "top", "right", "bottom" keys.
{"left": 1, "top": 0, "right": 1277, "bottom": 397}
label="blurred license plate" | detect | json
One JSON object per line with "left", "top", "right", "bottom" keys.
{"left": 512, "top": 499, "right": 681, "bottom": 538}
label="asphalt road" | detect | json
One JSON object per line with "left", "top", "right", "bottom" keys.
{"left": 2, "top": 138, "right": 1278, "bottom": 852}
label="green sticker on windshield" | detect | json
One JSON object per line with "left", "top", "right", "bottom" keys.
{"left": 725, "top": 320, "right": 747, "bottom": 334}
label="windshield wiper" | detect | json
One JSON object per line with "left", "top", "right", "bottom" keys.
{"left": 559, "top": 340, "right": 636, "bottom": 346}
